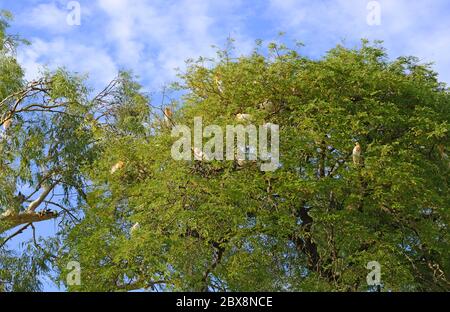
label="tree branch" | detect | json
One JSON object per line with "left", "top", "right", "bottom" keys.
{"left": 0, "top": 223, "right": 31, "bottom": 248}
{"left": 0, "top": 210, "right": 58, "bottom": 236}
{"left": 26, "top": 182, "right": 57, "bottom": 212}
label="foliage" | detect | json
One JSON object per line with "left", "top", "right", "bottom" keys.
{"left": 58, "top": 40, "right": 449, "bottom": 291}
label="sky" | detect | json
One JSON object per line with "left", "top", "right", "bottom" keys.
{"left": 1, "top": 0, "right": 449, "bottom": 291}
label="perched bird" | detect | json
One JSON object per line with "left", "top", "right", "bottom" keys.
{"left": 235, "top": 113, "right": 252, "bottom": 122}
{"left": 130, "top": 222, "right": 140, "bottom": 234}
{"left": 352, "top": 142, "right": 362, "bottom": 165}
{"left": 1, "top": 114, "right": 13, "bottom": 141}
{"left": 110, "top": 160, "right": 125, "bottom": 174}
{"left": 163, "top": 107, "right": 173, "bottom": 127}
{"left": 2, "top": 118, "right": 12, "bottom": 131}
{"left": 193, "top": 147, "right": 208, "bottom": 161}
{"left": 214, "top": 73, "right": 224, "bottom": 94}
{"left": 437, "top": 144, "right": 450, "bottom": 169}
{"left": 437, "top": 144, "right": 448, "bottom": 160}
{"left": 258, "top": 100, "right": 275, "bottom": 112}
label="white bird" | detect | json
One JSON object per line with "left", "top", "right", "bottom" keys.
{"left": 214, "top": 74, "right": 224, "bottom": 94}
{"left": 352, "top": 142, "right": 362, "bottom": 165}
{"left": 110, "top": 161, "right": 125, "bottom": 174}
{"left": 130, "top": 222, "right": 140, "bottom": 234}
{"left": 2, "top": 118, "right": 12, "bottom": 131}
{"left": 259, "top": 100, "right": 275, "bottom": 112}
{"left": 163, "top": 107, "right": 173, "bottom": 127}
{"left": 193, "top": 147, "right": 209, "bottom": 161}
{"left": 235, "top": 113, "right": 252, "bottom": 122}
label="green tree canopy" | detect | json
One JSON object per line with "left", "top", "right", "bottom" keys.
{"left": 1, "top": 13, "right": 449, "bottom": 291}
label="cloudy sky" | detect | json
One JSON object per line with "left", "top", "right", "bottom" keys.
{"left": 1, "top": 0, "right": 449, "bottom": 291}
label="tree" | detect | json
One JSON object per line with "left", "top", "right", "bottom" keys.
{"left": 0, "top": 12, "right": 147, "bottom": 290}
{"left": 55, "top": 40, "right": 449, "bottom": 291}
{"left": 1, "top": 12, "right": 449, "bottom": 291}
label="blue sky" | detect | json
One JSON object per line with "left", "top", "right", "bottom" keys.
{"left": 2, "top": 0, "right": 450, "bottom": 88}
{"left": 1, "top": 0, "right": 449, "bottom": 291}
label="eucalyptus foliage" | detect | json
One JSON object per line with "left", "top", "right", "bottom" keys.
{"left": 1, "top": 12, "right": 449, "bottom": 292}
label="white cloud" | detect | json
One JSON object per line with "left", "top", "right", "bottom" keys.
{"left": 95, "top": 0, "right": 253, "bottom": 87}
{"left": 10, "top": 0, "right": 449, "bottom": 90}
{"left": 17, "top": 37, "right": 118, "bottom": 87}
{"left": 267, "top": 0, "right": 450, "bottom": 83}
{"left": 17, "top": 2, "right": 70, "bottom": 33}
